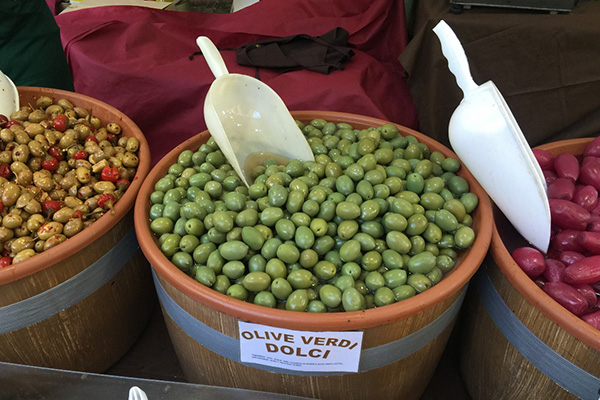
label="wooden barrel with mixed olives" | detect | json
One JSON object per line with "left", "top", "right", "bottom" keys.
{"left": 148, "top": 119, "right": 479, "bottom": 312}
{"left": 0, "top": 97, "right": 140, "bottom": 266}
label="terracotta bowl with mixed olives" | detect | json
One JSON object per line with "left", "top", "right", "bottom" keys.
{"left": 0, "top": 87, "right": 150, "bottom": 284}
{"left": 135, "top": 110, "right": 492, "bottom": 330}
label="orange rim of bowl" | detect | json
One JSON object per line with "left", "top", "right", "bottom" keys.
{"left": 0, "top": 87, "right": 150, "bottom": 285}
{"left": 491, "top": 137, "right": 600, "bottom": 352}
{"left": 135, "top": 110, "right": 493, "bottom": 331}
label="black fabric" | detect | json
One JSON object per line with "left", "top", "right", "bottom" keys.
{"left": 190, "top": 27, "right": 355, "bottom": 76}
{"left": 0, "top": 0, "right": 74, "bottom": 91}
{"left": 234, "top": 27, "right": 355, "bottom": 74}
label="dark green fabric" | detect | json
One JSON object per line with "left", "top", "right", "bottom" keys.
{"left": 0, "top": 0, "right": 74, "bottom": 91}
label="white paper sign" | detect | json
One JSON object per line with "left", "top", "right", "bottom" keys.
{"left": 239, "top": 321, "right": 363, "bottom": 373}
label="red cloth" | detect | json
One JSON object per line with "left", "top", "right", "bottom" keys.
{"left": 56, "top": 0, "right": 418, "bottom": 164}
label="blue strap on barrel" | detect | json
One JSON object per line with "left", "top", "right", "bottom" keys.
{"left": 474, "top": 261, "right": 600, "bottom": 400}
{"left": 152, "top": 269, "right": 466, "bottom": 376}
{"left": 0, "top": 228, "right": 138, "bottom": 335}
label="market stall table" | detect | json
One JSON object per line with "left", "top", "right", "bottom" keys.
{"left": 399, "top": 0, "right": 600, "bottom": 149}
{"left": 1, "top": 0, "right": 475, "bottom": 397}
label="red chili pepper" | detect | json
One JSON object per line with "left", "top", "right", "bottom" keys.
{"left": 72, "top": 150, "right": 88, "bottom": 160}
{"left": 0, "top": 163, "right": 11, "bottom": 178}
{"left": 42, "top": 200, "right": 63, "bottom": 217}
{"left": 0, "top": 202, "right": 4, "bottom": 213}
{"left": 97, "top": 193, "right": 116, "bottom": 213}
{"left": 84, "top": 135, "right": 99, "bottom": 144}
{"left": 48, "top": 146, "right": 64, "bottom": 161}
{"left": 5, "top": 120, "right": 20, "bottom": 129}
{"left": 115, "top": 178, "right": 130, "bottom": 191}
{"left": 41, "top": 157, "right": 59, "bottom": 173}
{"left": 52, "top": 114, "right": 69, "bottom": 132}
{"left": 0, "top": 256, "right": 12, "bottom": 268}
{"left": 107, "top": 133, "right": 116, "bottom": 142}
{"left": 100, "top": 166, "right": 119, "bottom": 182}
{"left": 0, "top": 115, "right": 8, "bottom": 128}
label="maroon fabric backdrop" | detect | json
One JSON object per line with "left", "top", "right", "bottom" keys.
{"left": 55, "top": 0, "right": 418, "bottom": 164}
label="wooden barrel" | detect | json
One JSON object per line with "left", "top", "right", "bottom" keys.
{"left": 134, "top": 111, "right": 493, "bottom": 400}
{"left": 460, "top": 138, "right": 600, "bottom": 400}
{"left": 0, "top": 87, "right": 155, "bottom": 373}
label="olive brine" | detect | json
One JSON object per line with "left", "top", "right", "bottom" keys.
{"left": 149, "top": 119, "right": 479, "bottom": 312}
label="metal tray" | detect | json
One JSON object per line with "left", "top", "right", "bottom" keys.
{"left": 449, "top": 0, "right": 578, "bottom": 14}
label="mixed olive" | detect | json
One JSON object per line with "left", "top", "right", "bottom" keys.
{"left": 149, "top": 119, "right": 479, "bottom": 312}
{"left": 0, "top": 96, "right": 140, "bottom": 267}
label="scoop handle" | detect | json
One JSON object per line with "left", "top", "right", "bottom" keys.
{"left": 433, "top": 20, "right": 478, "bottom": 96}
{"left": 0, "top": 70, "right": 19, "bottom": 117}
{"left": 196, "top": 36, "right": 229, "bottom": 79}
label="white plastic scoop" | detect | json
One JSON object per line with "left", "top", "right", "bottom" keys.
{"left": 0, "top": 70, "right": 19, "bottom": 118}
{"left": 433, "top": 20, "right": 551, "bottom": 252}
{"left": 196, "top": 36, "right": 314, "bottom": 187}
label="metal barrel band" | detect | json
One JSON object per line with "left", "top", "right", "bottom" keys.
{"left": 474, "top": 260, "right": 600, "bottom": 400}
{"left": 0, "top": 228, "right": 138, "bottom": 335}
{"left": 152, "top": 269, "right": 466, "bottom": 376}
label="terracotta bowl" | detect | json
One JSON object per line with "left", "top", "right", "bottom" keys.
{"left": 460, "top": 138, "right": 600, "bottom": 400}
{"left": 135, "top": 110, "right": 493, "bottom": 399}
{"left": 0, "top": 87, "right": 154, "bottom": 373}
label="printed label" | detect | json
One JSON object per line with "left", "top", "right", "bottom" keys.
{"left": 239, "top": 321, "right": 363, "bottom": 373}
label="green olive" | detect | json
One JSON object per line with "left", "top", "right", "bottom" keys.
{"left": 195, "top": 265, "right": 217, "bottom": 286}
{"left": 179, "top": 234, "right": 200, "bottom": 253}
{"left": 382, "top": 249, "right": 404, "bottom": 269}
{"left": 242, "top": 271, "right": 272, "bottom": 292}
{"left": 271, "top": 277, "right": 293, "bottom": 300}
{"left": 261, "top": 237, "right": 282, "bottom": 259}
{"left": 339, "top": 239, "right": 362, "bottom": 262}
{"left": 254, "top": 291, "right": 277, "bottom": 308}
{"left": 337, "top": 220, "right": 359, "bottom": 240}
{"left": 241, "top": 226, "right": 265, "bottom": 251}
{"left": 223, "top": 261, "right": 246, "bottom": 280}
{"left": 460, "top": 192, "right": 479, "bottom": 213}
{"left": 383, "top": 269, "right": 407, "bottom": 289}
{"left": 313, "top": 235, "right": 335, "bottom": 256}
{"left": 374, "top": 287, "right": 395, "bottom": 307}
{"left": 285, "top": 289, "right": 309, "bottom": 312}
{"left": 277, "top": 243, "right": 300, "bottom": 264}
{"left": 150, "top": 217, "right": 174, "bottom": 234}
{"left": 193, "top": 242, "right": 217, "bottom": 264}
{"left": 313, "top": 260, "right": 337, "bottom": 281}
{"left": 353, "top": 232, "right": 377, "bottom": 252}
{"left": 219, "top": 240, "right": 249, "bottom": 261}
{"left": 341, "top": 262, "right": 362, "bottom": 280}
{"left": 454, "top": 226, "right": 476, "bottom": 249}
{"left": 206, "top": 250, "right": 225, "bottom": 274}
{"left": 319, "top": 284, "right": 342, "bottom": 308}
{"left": 341, "top": 287, "right": 366, "bottom": 312}
{"left": 407, "top": 273, "right": 433, "bottom": 293}
{"left": 385, "top": 231, "right": 412, "bottom": 254}
{"left": 336, "top": 201, "right": 361, "bottom": 220}
{"left": 294, "top": 225, "right": 315, "bottom": 250}
{"left": 393, "top": 284, "right": 416, "bottom": 301}
{"left": 287, "top": 269, "right": 314, "bottom": 289}
{"left": 226, "top": 283, "right": 248, "bottom": 301}
{"left": 160, "top": 234, "right": 181, "bottom": 257}
{"left": 407, "top": 251, "right": 437, "bottom": 274}
{"left": 307, "top": 300, "right": 327, "bottom": 313}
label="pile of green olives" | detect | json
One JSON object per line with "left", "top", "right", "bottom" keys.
{"left": 148, "top": 119, "right": 479, "bottom": 312}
